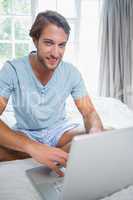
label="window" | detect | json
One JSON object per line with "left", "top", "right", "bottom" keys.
{"left": 78, "top": 0, "right": 101, "bottom": 95}
{"left": 0, "top": 0, "right": 80, "bottom": 67}
{"left": 0, "top": 0, "right": 32, "bottom": 67}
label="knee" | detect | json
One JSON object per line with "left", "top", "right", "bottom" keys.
{"left": 57, "top": 133, "right": 74, "bottom": 148}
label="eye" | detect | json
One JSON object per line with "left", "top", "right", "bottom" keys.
{"left": 44, "top": 41, "right": 53, "bottom": 46}
{"left": 59, "top": 43, "right": 66, "bottom": 48}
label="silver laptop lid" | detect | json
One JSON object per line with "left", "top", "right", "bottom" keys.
{"left": 62, "top": 127, "right": 133, "bottom": 200}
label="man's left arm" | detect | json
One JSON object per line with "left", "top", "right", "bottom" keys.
{"left": 74, "top": 96, "right": 104, "bottom": 134}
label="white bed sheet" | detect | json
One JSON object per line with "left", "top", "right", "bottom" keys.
{"left": 0, "top": 159, "right": 42, "bottom": 200}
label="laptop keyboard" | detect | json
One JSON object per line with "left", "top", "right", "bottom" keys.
{"left": 53, "top": 179, "right": 64, "bottom": 193}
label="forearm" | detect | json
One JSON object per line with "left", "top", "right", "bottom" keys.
{"left": 0, "top": 119, "right": 68, "bottom": 176}
{"left": 83, "top": 111, "right": 104, "bottom": 133}
{"left": 0, "top": 119, "right": 35, "bottom": 153}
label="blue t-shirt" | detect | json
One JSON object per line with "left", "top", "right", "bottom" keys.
{"left": 0, "top": 56, "right": 88, "bottom": 130}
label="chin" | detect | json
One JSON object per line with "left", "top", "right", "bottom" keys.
{"left": 45, "top": 64, "right": 56, "bottom": 71}
{"left": 47, "top": 62, "right": 60, "bottom": 70}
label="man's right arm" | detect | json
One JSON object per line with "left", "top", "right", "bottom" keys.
{"left": 0, "top": 96, "right": 68, "bottom": 176}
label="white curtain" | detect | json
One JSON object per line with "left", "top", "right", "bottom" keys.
{"left": 99, "top": 0, "right": 133, "bottom": 109}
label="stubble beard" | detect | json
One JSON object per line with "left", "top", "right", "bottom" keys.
{"left": 37, "top": 53, "right": 61, "bottom": 71}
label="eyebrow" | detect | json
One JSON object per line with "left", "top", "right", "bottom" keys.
{"left": 43, "top": 38, "right": 67, "bottom": 46}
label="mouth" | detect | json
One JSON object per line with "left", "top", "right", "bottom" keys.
{"left": 46, "top": 57, "right": 59, "bottom": 65}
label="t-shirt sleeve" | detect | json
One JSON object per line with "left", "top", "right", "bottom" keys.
{"left": 0, "top": 62, "right": 15, "bottom": 99}
{"left": 70, "top": 67, "right": 88, "bottom": 100}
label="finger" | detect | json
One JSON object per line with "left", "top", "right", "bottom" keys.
{"left": 54, "top": 166, "right": 64, "bottom": 177}
{"left": 49, "top": 162, "right": 64, "bottom": 177}
{"left": 54, "top": 157, "right": 67, "bottom": 167}
{"left": 54, "top": 148, "right": 68, "bottom": 160}
{"left": 50, "top": 153, "right": 68, "bottom": 167}
{"left": 49, "top": 156, "right": 67, "bottom": 168}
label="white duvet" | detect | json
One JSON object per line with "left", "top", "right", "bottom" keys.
{"left": 66, "top": 96, "right": 133, "bottom": 129}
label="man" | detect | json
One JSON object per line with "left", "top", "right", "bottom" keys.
{"left": 0, "top": 11, "right": 104, "bottom": 176}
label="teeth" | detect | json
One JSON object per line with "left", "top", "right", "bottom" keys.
{"left": 50, "top": 59, "right": 57, "bottom": 61}
{"left": 46, "top": 57, "right": 58, "bottom": 63}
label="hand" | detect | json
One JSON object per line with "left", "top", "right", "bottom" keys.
{"left": 26, "top": 141, "right": 68, "bottom": 176}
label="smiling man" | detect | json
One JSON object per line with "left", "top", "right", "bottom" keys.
{"left": 0, "top": 11, "right": 104, "bottom": 176}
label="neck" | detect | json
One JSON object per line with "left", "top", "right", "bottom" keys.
{"left": 29, "top": 53, "right": 54, "bottom": 85}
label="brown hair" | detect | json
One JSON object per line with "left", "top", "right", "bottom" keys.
{"left": 29, "top": 10, "right": 71, "bottom": 40}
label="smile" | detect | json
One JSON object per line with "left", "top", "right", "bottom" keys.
{"left": 47, "top": 57, "right": 58, "bottom": 64}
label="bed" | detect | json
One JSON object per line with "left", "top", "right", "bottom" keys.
{"left": 0, "top": 96, "right": 133, "bottom": 200}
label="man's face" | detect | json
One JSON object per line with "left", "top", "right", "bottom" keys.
{"left": 34, "top": 23, "right": 69, "bottom": 71}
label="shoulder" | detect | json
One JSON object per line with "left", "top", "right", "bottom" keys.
{"left": 7, "top": 56, "right": 28, "bottom": 70}
{"left": 0, "top": 56, "right": 29, "bottom": 81}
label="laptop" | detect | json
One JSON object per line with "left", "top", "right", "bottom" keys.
{"left": 26, "top": 127, "right": 133, "bottom": 200}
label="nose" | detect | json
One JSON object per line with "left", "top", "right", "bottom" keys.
{"left": 51, "top": 45, "right": 60, "bottom": 58}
